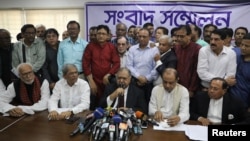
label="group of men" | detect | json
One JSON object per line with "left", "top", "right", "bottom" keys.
{"left": 0, "top": 20, "right": 250, "bottom": 126}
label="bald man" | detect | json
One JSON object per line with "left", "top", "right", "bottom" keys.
{"left": 149, "top": 68, "right": 190, "bottom": 127}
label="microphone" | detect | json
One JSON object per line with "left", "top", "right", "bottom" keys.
{"left": 136, "top": 119, "right": 143, "bottom": 135}
{"left": 135, "top": 111, "right": 144, "bottom": 119}
{"left": 80, "top": 107, "right": 105, "bottom": 134}
{"left": 70, "top": 118, "right": 86, "bottom": 136}
{"left": 94, "top": 122, "right": 102, "bottom": 141}
{"left": 112, "top": 115, "right": 122, "bottom": 141}
{"left": 108, "top": 120, "right": 115, "bottom": 141}
{"left": 97, "top": 117, "right": 110, "bottom": 141}
{"left": 119, "top": 119, "right": 128, "bottom": 140}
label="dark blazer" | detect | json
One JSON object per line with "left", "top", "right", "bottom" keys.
{"left": 190, "top": 91, "right": 249, "bottom": 125}
{"left": 156, "top": 49, "right": 177, "bottom": 75}
{"left": 100, "top": 83, "right": 147, "bottom": 114}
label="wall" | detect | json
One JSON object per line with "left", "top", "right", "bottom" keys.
{"left": 0, "top": 0, "right": 225, "bottom": 9}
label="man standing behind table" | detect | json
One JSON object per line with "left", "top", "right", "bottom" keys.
{"left": 153, "top": 35, "right": 177, "bottom": 86}
{"left": 0, "top": 63, "right": 50, "bottom": 117}
{"left": 174, "top": 25, "right": 201, "bottom": 97}
{"left": 230, "top": 33, "right": 250, "bottom": 112}
{"left": 149, "top": 68, "right": 190, "bottom": 127}
{"left": 0, "top": 29, "right": 16, "bottom": 88}
{"left": 12, "top": 24, "right": 46, "bottom": 77}
{"left": 57, "top": 20, "right": 88, "bottom": 79}
{"left": 126, "top": 28, "right": 159, "bottom": 105}
{"left": 197, "top": 29, "right": 237, "bottom": 91}
{"left": 83, "top": 24, "right": 120, "bottom": 110}
{"left": 48, "top": 64, "right": 90, "bottom": 120}
{"left": 116, "top": 36, "right": 129, "bottom": 68}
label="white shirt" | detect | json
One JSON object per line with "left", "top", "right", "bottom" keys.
{"left": 48, "top": 78, "right": 90, "bottom": 114}
{"left": 197, "top": 46, "right": 237, "bottom": 88}
{"left": 0, "top": 79, "right": 50, "bottom": 114}
{"left": 149, "top": 84, "right": 190, "bottom": 123}
{"left": 119, "top": 51, "right": 128, "bottom": 68}
{"left": 106, "top": 87, "right": 128, "bottom": 108}
{"left": 207, "top": 98, "right": 223, "bottom": 124}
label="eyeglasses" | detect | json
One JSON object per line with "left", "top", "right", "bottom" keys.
{"left": 20, "top": 71, "right": 34, "bottom": 77}
{"left": 117, "top": 43, "right": 127, "bottom": 46}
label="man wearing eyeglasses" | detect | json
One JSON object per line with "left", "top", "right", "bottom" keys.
{"left": 116, "top": 36, "right": 129, "bottom": 68}
{"left": 0, "top": 63, "right": 50, "bottom": 117}
{"left": 174, "top": 25, "right": 201, "bottom": 97}
{"left": 12, "top": 24, "right": 46, "bottom": 78}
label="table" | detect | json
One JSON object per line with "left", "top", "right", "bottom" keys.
{"left": 0, "top": 111, "right": 191, "bottom": 141}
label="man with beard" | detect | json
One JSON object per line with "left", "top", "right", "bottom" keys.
{"left": 0, "top": 63, "right": 50, "bottom": 117}
{"left": 12, "top": 24, "right": 46, "bottom": 78}
{"left": 197, "top": 29, "right": 237, "bottom": 91}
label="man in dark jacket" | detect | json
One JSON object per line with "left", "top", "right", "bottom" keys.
{"left": 190, "top": 77, "right": 250, "bottom": 125}
{"left": 100, "top": 67, "right": 147, "bottom": 114}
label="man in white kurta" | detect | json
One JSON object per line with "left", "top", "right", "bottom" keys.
{"left": 0, "top": 63, "right": 50, "bottom": 116}
{"left": 48, "top": 64, "right": 90, "bottom": 120}
{"left": 149, "top": 68, "right": 190, "bottom": 127}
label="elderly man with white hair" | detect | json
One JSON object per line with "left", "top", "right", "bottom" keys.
{"left": 0, "top": 63, "right": 50, "bottom": 117}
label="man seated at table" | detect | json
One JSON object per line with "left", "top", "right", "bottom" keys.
{"left": 0, "top": 63, "right": 50, "bottom": 117}
{"left": 48, "top": 64, "right": 90, "bottom": 120}
{"left": 99, "top": 67, "right": 147, "bottom": 114}
{"left": 148, "top": 68, "right": 190, "bottom": 127}
{"left": 190, "top": 77, "right": 250, "bottom": 125}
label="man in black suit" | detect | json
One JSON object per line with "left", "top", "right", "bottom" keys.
{"left": 190, "top": 77, "right": 249, "bottom": 125}
{"left": 100, "top": 67, "right": 147, "bottom": 114}
{"left": 153, "top": 35, "right": 177, "bottom": 86}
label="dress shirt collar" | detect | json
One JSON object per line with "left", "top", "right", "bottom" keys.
{"left": 62, "top": 78, "right": 79, "bottom": 87}
{"left": 66, "top": 37, "right": 81, "bottom": 44}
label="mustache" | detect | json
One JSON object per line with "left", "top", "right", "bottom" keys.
{"left": 210, "top": 44, "right": 216, "bottom": 46}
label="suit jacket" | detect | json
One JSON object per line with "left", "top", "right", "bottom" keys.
{"left": 156, "top": 49, "right": 177, "bottom": 75}
{"left": 100, "top": 83, "right": 147, "bottom": 114}
{"left": 190, "top": 91, "right": 249, "bottom": 125}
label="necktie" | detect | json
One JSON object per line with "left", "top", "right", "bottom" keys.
{"left": 118, "top": 95, "right": 124, "bottom": 108}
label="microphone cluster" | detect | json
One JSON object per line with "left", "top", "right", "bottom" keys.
{"left": 69, "top": 107, "right": 154, "bottom": 141}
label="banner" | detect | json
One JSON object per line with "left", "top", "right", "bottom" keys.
{"left": 85, "top": 2, "right": 250, "bottom": 39}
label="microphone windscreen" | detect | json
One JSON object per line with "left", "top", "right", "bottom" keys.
{"left": 135, "top": 111, "right": 143, "bottom": 119}
{"left": 112, "top": 115, "right": 122, "bottom": 124}
{"left": 94, "top": 107, "right": 105, "bottom": 119}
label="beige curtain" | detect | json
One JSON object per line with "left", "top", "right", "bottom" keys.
{"left": 0, "top": 8, "right": 85, "bottom": 42}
